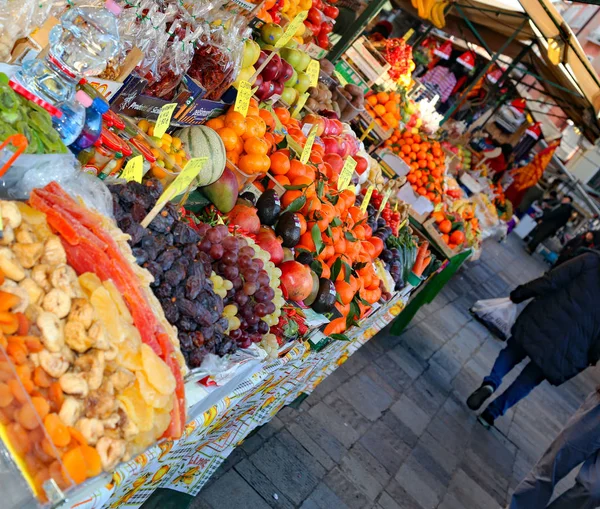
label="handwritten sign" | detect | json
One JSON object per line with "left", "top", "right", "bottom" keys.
{"left": 360, "top": 185, "right": 375, "bottom": 213}
{"left": 300, "top": 124, "right": 318, "bottom": 164}
{"left": 306, "top": 59, "right": 320, "bottom": 87}
{"left": 275, "top": 11, "right": 308, "bottom": 48}
{"left": 158, "top": 157, "right": 208, "bottom": 204}
{"left": 337, "top": 157, "right": 357, "bottom": 191}
{"left": 153, "top": 103, "right": 177, "bottom": 139}
{"left": 292, "top": 93, "right": 309, "bottom": 118}
{"left": 120, "top": 155, "right": 143, "bottom": 183}
{"left": 234, "top": 80, "right": 253, "bottom": 117}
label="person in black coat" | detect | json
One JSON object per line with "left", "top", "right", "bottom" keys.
{"left": 527, "top": 196, "right": 574, "bottom": 253}
{"left": 466, "top": 251, "right": 600, "bottom": 428}
{"left": 555, "top": 230, "right": 600, "bottom": 266}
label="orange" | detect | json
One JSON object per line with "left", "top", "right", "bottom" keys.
{"left": 417, "top": 151, "right": 427, "bottom": 160}
{"left": 273, "top": 107, "right": 291, "bottom": 125}
{"left": 244, "top": 137, "right": 269, "bottom": 155}
{"left": 217, "top": 127, "right": 239, "bottom": 151}
{"left": 259, "top": 108, "right": 276, "bottom": 132}
{"left": 291, "top": 176, "right": 315, "bottom": 195}
{"left": 417, "top": 187, "right": 427, "bottom": 196}
{"left": 413, "top": 134, "right": 422, "bottom": 143}
{"left": 226, "top": 150, "right": 240, "bottom": 165}
{"left": 281, "top": 190, "right": 304, "bottom": 209}
{"left": 321, "top": 202, "right": 336, "bottom": 222}
{"left": 298, "top": 231, "right": 316, "bottom": 251}
{"left": 335, "top": 280, "right": 355, "bottom": 305}
{"left": 367, "top": 95, "right": 378, "bottom": 106}
{"left": 205, "top": 117, "right": 225, "bottom": 130}
{"left": 376, "top": 91, "right": 389, "bottom": 104}
{"left": 224, "top": 110, "right": 247, "bottom": 136}
{"left": 287, "top": 160, "right": 308, "bottom": 181}
{"left": 402, "top": 144, "right": 411, "bottom": 155}
{"left": 418, "top": 159, "right": 427, "bottom": 169}
{"left": 268, "top": 174, "right": 290, "bottom": 190}
{"left": 243, "top": 116, "right": 262, "bottom": 139}
{"left": 297, "top": 213, "right": 307, "bottom": 235}
{"left": 374, "top": 104, "right": 386, "bottom": 116}
{"left": 270, "top": 151, "right": 291, "bottom": 175}
{"left": 385, "top": 101, "right": 397, "bottom": 113}
{"left": 238, "top": 153, "right": 270, "bottom": 174}
{"left": 302, "top": 195, "right": 322, "bottom": 216}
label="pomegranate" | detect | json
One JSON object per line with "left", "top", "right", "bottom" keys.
{"left": 227, "top": 204, "right": 260, "bottom": 234}
{"left": 279, "top": 261, "right": 313, "bottom": 302}
{"left": 255, "top": 230, "right": 284, "bottom": 265}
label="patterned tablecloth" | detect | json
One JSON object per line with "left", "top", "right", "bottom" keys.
{"left": 59, "top": 296, "right": 406, "bottom": 509}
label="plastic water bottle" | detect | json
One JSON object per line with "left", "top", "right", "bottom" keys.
{"left": 52, "top": 91, "right": 90, "bottom": 146}
{"left": 15, "top": 0, "right": 121, "bottom": 105}
{"left": 70, "top": 97, "right": 110, "bottom": 153}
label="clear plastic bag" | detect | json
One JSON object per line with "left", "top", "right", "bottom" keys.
{"left": 470, "top": 297, "right": 517, "bottom": 341}
{"left": 0, "top": 152, "right": 114, "bottom": 218}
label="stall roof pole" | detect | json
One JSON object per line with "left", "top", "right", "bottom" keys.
{"left": 440, "top": 13, "right": 527, "bottom": 125}
{"left": 519, "top": 66, "right": 584, "bottom": 97}
{"left": 327, "top": 0, "right": 388, "bottom": 63}
{"left": 452, "top": 3, "right": 528, "bottom": 19}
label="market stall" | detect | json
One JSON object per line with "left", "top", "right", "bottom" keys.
{"left": 0, "top": 0, "right": 598, "bottom": 507}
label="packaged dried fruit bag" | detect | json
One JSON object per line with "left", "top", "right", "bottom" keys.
{"left": 144, "top": 21, "right": 202, "bottom": 100}
{"left": 187, "top": 13, "right": 249, "bottom": 100}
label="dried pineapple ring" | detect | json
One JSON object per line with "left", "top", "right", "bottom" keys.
{"left": 117, "top": 343, "right": 143, "bottom": 372}
{"left": 118, "top": 384, "right": 154, "bottom": 432}
{"left": 90, "top": 287, "right": 125, "bottom": 344}
{"left": 78, "top": 273, "right": 102, "bottom": 298}
{"left": 136, "top": 371, "right": 172, "bottom": 409}
{"left": 103, "top": 280, "right": 133, "bottom": 324}
{"left": 140, "top": 344, "right": 175, "bottom": 395}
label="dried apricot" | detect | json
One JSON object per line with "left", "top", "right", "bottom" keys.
{"left": 0, "top": 291, "right": 21, "bottom": 312}
{"left": 48, "top": 382, "right": 64, "bottom": 413}
{"left": 31, "top": 397, "right": 49, "bottom": 420}
{"left": 6, "top": 340, "right": 27, "bottom": 365}
{"left": 17, "top": 405, "right": 41, "bottom": 430}
{"left": 0, "top": 312, "right": 19, "bottom": 335}
{"left": 0, "top": 382, "right": 13, "bottom": 407}
{"left": 33, "top": 367, "right": 52, "bottom": 388}
{"left": 62, "top": 447, "right": 87, "bottom": 484}
{"left": 24, "top": 336, "right": 42, "bottom": 353}
{"left": 6, "top": 422, "right": 31, "bottom": 455}
{"left": 68, "top": 427, "right": 87, "bottom": 447}
{"left": 43, "top": 413, "right": 70, "bottom": 448}
{"left": 16, "top": 314, "right": 29, "bottom": 336}
{"left": 49, "top": 460, "right": 71, "bottom": 490}
{"left": 81, "top": 445, "right": 102, "bottom": 477}
{"left": 8, "top": 378, "right": 29, "bottom": 404}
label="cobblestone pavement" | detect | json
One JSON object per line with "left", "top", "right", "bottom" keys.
{"left": 192, "top": 235, "right": 600, "bottom": 509}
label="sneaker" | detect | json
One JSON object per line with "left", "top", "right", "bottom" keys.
{"left": 477, "top": 409, "right": 495, "bottom": 430}
{"left": 466, "top": 383, "right": 495, "bottom": 410}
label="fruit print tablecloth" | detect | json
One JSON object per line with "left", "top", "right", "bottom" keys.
{"left": 59, "top": 295, "right": 406, "bottom": 509}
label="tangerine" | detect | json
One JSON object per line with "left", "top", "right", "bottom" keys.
{"left": 217, "top": 127, "right": 239, "bottom": 151}
{"left": 270, "top": 151, "right": 291, "bottom": 175}
{"left": 224, "top": 110, "right": 247, "bottom": 136}
{"left": 244, "top": 137, "right": 269, "bottom": 155}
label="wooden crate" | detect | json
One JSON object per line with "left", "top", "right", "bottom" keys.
{"left": 423, "top": 218, "right": 462, "bottom": 259}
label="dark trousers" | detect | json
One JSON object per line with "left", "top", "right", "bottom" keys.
{"left": 483, "top": 337, "right": 546, "bottom": 419}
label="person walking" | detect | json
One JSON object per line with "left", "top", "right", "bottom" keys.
{"left": 509, "top": 388, "right": 600, "bottom": 508}
{"left": 466, "top": 251, "right": 600, "bottom": 429}
{"left": 526, "top": 196, "right": 574, "bottom": 253}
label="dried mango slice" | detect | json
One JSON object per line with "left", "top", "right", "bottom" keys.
{"left": 117, "top": 342, "right": 142, "bottom": 372}
{"left": 140, "top": 344, "right": 175, "bottom": 396}
{"left": 152, "top": 409, "right": 171, "bottom": 438}
{"left": 136, "top": 371, "right": 172, "bottom": 409}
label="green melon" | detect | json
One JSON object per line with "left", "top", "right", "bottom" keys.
{"left": 175, "top": 125, "right": 226, "bottom": 187}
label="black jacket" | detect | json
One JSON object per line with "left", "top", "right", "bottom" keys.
{"left": 536, "top": 203, "right": 573, "bottom": 237}
{"left": 510, "top": 252, "right": 600, "bottom": 385}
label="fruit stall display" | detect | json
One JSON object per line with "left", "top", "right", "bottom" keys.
{"left": 0, "top": 0, "right": 489, "bottom": 506}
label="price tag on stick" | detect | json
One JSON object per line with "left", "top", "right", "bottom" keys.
{"left": 141, "top": 157, "right": 208, "bottom": 228}
{"left": 234, "top": 81, "right": 253, "bottom": 117}
{"left": 337, "top": 157, "right": 357, "bottom": 191}
{"left": 275, "top": 11, "right": 308, "bottom": 48}
{"left": 300, "top": 124, "right": 318, "bottom": 164}
{"left": 120, "top": 155, "right": 143, "bottom": 183}
{"left": 376, "top": 189, "right": 392, "bottom": 218}
{"left": 153, "top": 103, "right": 177, "bottom": 139}
{"left": 306, "top": 59, "right": 320, "bottom": 87}
{"left": 292, "top": 93, "right": 309, "bottom": 118}
{"left": 360, "top": 185, "right": 375, "bottom": 213}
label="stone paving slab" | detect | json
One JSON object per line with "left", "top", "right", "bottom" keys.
{"left": 192, "top": 235, "right": 600, "bottom": 509}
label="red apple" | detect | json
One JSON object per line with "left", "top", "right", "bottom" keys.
{"left": 317, "top": 32, "right": 330, "bottom": 49}
{"left": 262, "top": 53, "right": 282, "bottom": 81}
{"left": 280, "top": 61, "right": 294, "bottom": 82}
{"left": 320, "top": 21, "right": 333, "bottom": 34}
{"left": 272, "top": 80, "right": 284, "bottom": 97}
{"left": 354, "top": 155, "right": 368, "bottom": 175}
{"left": 312, "top": 0, "right": 323, "bottom": 9}
{"left": 302, "top": 113, "right": 325, "bottom": 136}
{"left": 323, "top": 153, "right": 343, "bottom": 173}
{"left": 255, "top": 80, "right": 272, "bottom": 101}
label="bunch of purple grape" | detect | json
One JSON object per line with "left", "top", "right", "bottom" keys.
{"left": 195, "top": 224, "right": 278, "bottom": 349}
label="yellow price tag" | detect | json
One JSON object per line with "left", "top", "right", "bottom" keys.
{"left": 360, "top": 185, "right": 375, "bottom": 213}
{"left": 399, "top": 218, "right": 407, "bottom": 230}
{"left": 216, "top": 215, "right": 225, "bottom": 225}
{"left": 275, "top": 11, "right": 308, "bottom": 48}
{"left": 153, "top": 103, "right": 177, "bottom": 139}
{"left": 306, "top": 59, "right": 320, "bottom": 88}
{"left": 234, "top": 80, "right": 253, "bottom": 117}
{"left": 300, "top": 124, "right": 318, "bottom": 164}
{"left": 337, "top": 157, "right": 357, "bottom": 191}
{"left": 120, "top": 155, "right": 143, "bottom": 183}
{"left": 402, "top": 28, "right": 414, "bottom": 41}
{"left": 158, "top": 157, "right": 208, "bottom": 204}
{"left": 394, "top": 202, "right": 398, "bottom": 212}
{"left": 377, "top": 189, "right": 392, "bottom": 216}
{"left": 292, "top": 93, "right": 309, "bottom": 118}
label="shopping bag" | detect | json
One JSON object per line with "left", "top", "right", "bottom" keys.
{"left": 470, "top": 297, "right": 517, "bottom": 341}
